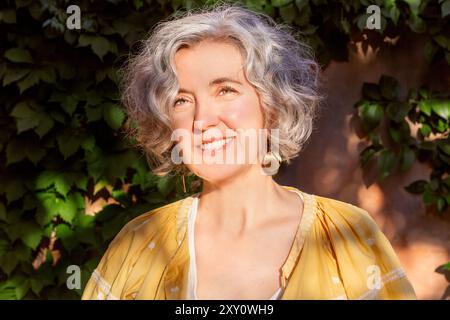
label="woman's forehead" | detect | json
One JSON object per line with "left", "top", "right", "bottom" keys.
{"left": 174, "top": 40, "right": 246, "bottom": 87}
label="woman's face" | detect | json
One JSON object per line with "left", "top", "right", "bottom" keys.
{"left": 171, "top": 39, "right": 266, "bottom": 183}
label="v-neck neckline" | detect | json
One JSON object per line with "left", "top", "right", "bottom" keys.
{"left": 184, "top": 186, "right": 318, "bottom": 298}
{"left": 278, "top": 186, "right": 318, "bottom": 287}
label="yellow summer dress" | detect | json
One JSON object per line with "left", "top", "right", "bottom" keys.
{"left": 81, "top": 186, "right": 417, "bottom": 300}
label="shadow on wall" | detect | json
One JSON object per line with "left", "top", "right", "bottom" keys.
{"left": 276, "top": 31, "right": 450, "bottom": 300}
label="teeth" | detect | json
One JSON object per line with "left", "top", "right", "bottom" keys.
{"left": 201, "top": 137, "right": 233, "bottom": 151}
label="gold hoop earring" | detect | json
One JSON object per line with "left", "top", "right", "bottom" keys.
{"left": 261, "top": 151, "right": 282, "bottom": 175}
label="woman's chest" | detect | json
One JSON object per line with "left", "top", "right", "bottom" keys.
{"left": 193, "top": 230, "right": 293, "bottom": 299}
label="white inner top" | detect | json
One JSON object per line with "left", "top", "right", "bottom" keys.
{"left": 186, "top": 189, "right": 304, "bottom": 300}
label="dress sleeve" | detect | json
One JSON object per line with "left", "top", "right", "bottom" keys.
{"left": 317, "top": 197, "right": 417, "bottom": 300}
{"left": 81, "top": 220, "right": 135, "bottom": 300}
{"left": 81, "top": 200, "right": 180, "bottom": 300}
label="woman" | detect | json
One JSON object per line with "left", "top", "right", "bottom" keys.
{"left": 82, "top": 5, "right": 416, "bottom": 300}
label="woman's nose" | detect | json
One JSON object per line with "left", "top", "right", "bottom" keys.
{"left": 193, "top": 99, "right": 220, "bottom": 133}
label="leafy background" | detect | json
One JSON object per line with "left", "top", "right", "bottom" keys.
{"left": 0, "top": 0, "right": 448, "bottom": 299}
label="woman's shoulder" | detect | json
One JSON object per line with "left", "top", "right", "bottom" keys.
{"left": 121, "top": 198, "right": 183, "bottom": 231}
{"left": 301, "top": 193, "right": 416, "bottom": 299}
{"left": 286, "top": 186, "right": 372, "bottom": 225}
{"left": 109, "top": 196, "right": 192, "bottom": 248}
{"left": 283, "top": 187, "right": 378, "bottom": 240}
{"left": 81, "top": 196, "right": 192, "bottom": 299}
{"left": 309, "top": 193, "right": 388, "bottom": 253}
{"left": 312, "top": 193, "right": 378, "bottom": 230}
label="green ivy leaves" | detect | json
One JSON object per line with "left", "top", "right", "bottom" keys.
{"left": 4, "top": 48, "right": 34, "bottom": 64}
{"left": 0, "top": 276, "right": 30, "bottom": 299}
{"left": 8, "top": 221, "right": 43, "bottom": 250}
{"left": 78, "top": 34, "right": 118, "bottom": 61}
{"left": 0, "top": 0, "right": 195, "bottom": 300}
{"left": 102, "top": 103, "right": 126, "bottom": 130}
{"left": 0, "top": 9, "right": 16, "bottom": 24}
{"left": 358, "top": 101, "right": 384, "bottom": 133}
{"left": 355, "top": 74, "right": 450, "bottom": 212}
{"left": 428, "top": 100, "right": 450, "bottom": 120}
{"left": 6, "top": 137, "right": 46, "bottom": 166}
{"left": 10, "top": 101, "right": 55, "bottom": 137}
{"left": 2, "top": 68, "right": 30, "bottom": 87}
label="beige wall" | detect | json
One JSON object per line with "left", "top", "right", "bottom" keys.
{"left": 277, "top": 33, "right": 450, "bottom": 299}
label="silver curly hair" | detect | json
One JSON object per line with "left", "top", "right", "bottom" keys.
{"left": 120, "top": 3, "right": 322, "bottom": 176}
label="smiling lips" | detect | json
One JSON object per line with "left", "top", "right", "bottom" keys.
{"left": 199, "top": 136, "right": 235, "bottom": 151}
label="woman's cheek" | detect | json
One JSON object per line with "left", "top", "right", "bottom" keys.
{"left": 223, "top": 98, "right": 262, "bottom": 128}
{"left": 171, "top": 111, "right": 194, "bottom": 130}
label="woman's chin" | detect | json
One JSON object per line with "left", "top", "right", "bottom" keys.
{"left": 190, "top": 164, "right": 251, "bottom": 184}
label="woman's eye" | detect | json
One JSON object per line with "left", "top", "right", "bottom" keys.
{"left": 174, "top": 98, "right": 188, "bottom": 106}
{"left": 219, "top": 86, "right": 236, "bottom": 95}
{"left": 174, "top": 87, "right": 236, "bottom": 106}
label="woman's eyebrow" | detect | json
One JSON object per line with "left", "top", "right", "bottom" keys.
{"left": 178, "top": 77, "right": 243, "bottom": 94}
{"left": 209, "top": 77, "right": 243, "bottom": 86}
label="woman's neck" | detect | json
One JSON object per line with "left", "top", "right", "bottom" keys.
{"left": 198, "top": 166, "right": 289, "bottom": 236}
